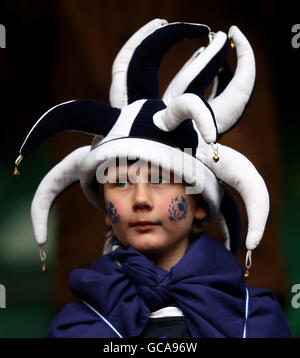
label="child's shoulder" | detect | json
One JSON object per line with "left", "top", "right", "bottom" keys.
{"left": 246, "top": 286, "right": 292, "bottom": 338}
{"left": 45, "top": 301, "right": 121, "bottom": 338}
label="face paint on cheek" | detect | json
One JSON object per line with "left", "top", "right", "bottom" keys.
{"left": 106, "top": 200, "right": 121, "bottom": 224}
{"left": 168, "top": 195, "right": 187, "bottom": 222}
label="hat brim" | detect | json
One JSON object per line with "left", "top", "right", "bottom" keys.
{"left": 79, "top": 137, "right": 223, "bottom": 220}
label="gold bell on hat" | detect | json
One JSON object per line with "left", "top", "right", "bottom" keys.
{"left": 13, "top": 154, "right": 23, "bottom": 176}
{"left": 13, "top": 166, "right": 20, "bottom": 176}
{"left": 213, "top": 154, "right": 219, "bottom": 163}
{"left": 244, "top": 268, "right": 250, "bottom": 279}
{"left": 39, "top": 246, "right": 47, "bottom": 273}
{"left": 41, "top": 263, "right": 47, "bottom": 272}
{"left": 244, "top": 250, "right": 252, "bottom": 280}
{"left": 210, "top": 143, "right": 219, "bottom": 162}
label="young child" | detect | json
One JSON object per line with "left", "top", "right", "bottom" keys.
{"left": 14, "top": 19, "right": 292, "bottom": 338}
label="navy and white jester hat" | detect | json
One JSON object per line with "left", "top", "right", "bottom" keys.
{"left": 14, "top": 19, "right": 269, "bottom": 272}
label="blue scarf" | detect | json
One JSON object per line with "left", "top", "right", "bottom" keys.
{"left": 69, "top": 233, "right": 249, "bottom": 338}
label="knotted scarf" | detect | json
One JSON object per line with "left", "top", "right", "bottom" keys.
{"left": 69, "top": 233, "right": 249, "bottom": 338}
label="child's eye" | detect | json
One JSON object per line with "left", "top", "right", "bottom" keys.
{"left": 155, "top": 176, "right": 169, "bottom": 184}
{"left": 116, "top": 181, "right": 129, "bottom": 188}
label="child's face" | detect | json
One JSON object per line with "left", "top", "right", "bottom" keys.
{"left": 103, "top": 162, "right": 207, "bottom": 256}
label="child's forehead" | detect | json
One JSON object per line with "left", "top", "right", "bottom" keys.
{"left": 111, "top": 159, "right": 167, "bottom": 172}
{"left": 100, "top": 157, "right": 176, "bottom": 184}
{"left": 97, "top": 157, "right": 197, "bottom": 187}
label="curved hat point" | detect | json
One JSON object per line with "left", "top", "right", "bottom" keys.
{"left": 162, "top": 31, "right": 228, "bottom": 104}
{"left": 19, "top": 100, "right": 76, "bottom": 156}
{"left": 209, "top": 25, "right": 256, "bottom": 134}
{"left": 109, "top": 18, "right": 168, "bottom": 108}
{"left": 31, "top": 146, "right": 91, "bottom": 246}
{"left": 19, "top": 100, "right": 120, "bottom": 158}
{"left": 199, "top": 141, "right": 269, "bottom": 251}
{"left": 127, "top": 22, "right": 210, "bottom": 104}
{"left": 153, "top": 93, "right": 217, "bottom": 143}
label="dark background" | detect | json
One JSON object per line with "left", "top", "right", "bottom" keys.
{"left": 0, "top": 0, "right": 299, "bottom": 337}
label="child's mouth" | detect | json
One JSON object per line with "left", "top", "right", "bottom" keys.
{"left": 131, "top": 221, "right": 160, "bottom": 232}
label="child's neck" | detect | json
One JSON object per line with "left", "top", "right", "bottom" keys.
{"left": 146, "top": 237, "right": 190, "bottom": 271}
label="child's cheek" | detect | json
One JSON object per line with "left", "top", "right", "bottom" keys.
{"left": 106, "top": 200, "right": 121, "bottom": 224}
{"left": 167, "top": 195, "right": 188, "bottom": 223}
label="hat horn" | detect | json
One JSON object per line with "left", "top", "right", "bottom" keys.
{"left": 153, "top": 93, "right": 218, "bottom": 144}
{"left": 209, "top": 26, "right": 256, "bottom": 135}
{"left": 18, "top": 100, "right": 120, "bottom": 158}
{"left": 31, "top": 146, "right": 91, "bottom": 249}
{"left": 109, "top": 18, "right": 168, "bottom": 108}
{"left": 198, "top": 140, "right": 269, "bottom": 252}
{"left": 126, "top": 22, "right": 210, "bottom": 104}
{"left": 162, "top": 31, "right": 230, "bottom": 104}
{"left": 162, "top": 26, "right": 255, "bottom": 138}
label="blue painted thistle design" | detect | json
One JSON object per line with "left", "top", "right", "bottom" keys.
{"left": 106, "top": 200, "right": 120, "bottom": 224}
{"left": 168, "top": 195, "right": 187, "bottom": 222}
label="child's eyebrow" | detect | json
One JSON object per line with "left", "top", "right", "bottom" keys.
{"left": 107, "top": 164, "right": 176, "bottom": 183}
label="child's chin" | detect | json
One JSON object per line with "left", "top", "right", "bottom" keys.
{"left": 129, "top": 235, "right": 167, "bottom": 254}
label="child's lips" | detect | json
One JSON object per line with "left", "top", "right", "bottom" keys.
{"left": 131, "top": 221, "right": 160, "bottom": 232}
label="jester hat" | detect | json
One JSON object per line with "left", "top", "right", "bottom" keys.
{"left": 14, "top": 19, "right": 268, "bottom": 273}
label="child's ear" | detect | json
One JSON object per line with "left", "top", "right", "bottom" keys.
{"left": 194, "top": 206, "right": 207, "bottom": 220}
{"left": 105, "top": 213, "right": 112, "bottom": 227}
{"left": 193, "top": 195, "right": 209, "bottom": 220}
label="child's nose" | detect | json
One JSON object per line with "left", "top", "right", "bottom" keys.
{"left": 132, "top": 182, "right": 153, "bottom": 211}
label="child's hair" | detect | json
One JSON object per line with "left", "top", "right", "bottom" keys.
{"left": 190, "top": 195, "right": 209, "bottom": 239}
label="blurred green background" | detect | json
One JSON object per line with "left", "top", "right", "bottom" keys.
{"left": 0, "top": 0, "right": 299, "bottom": 338}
